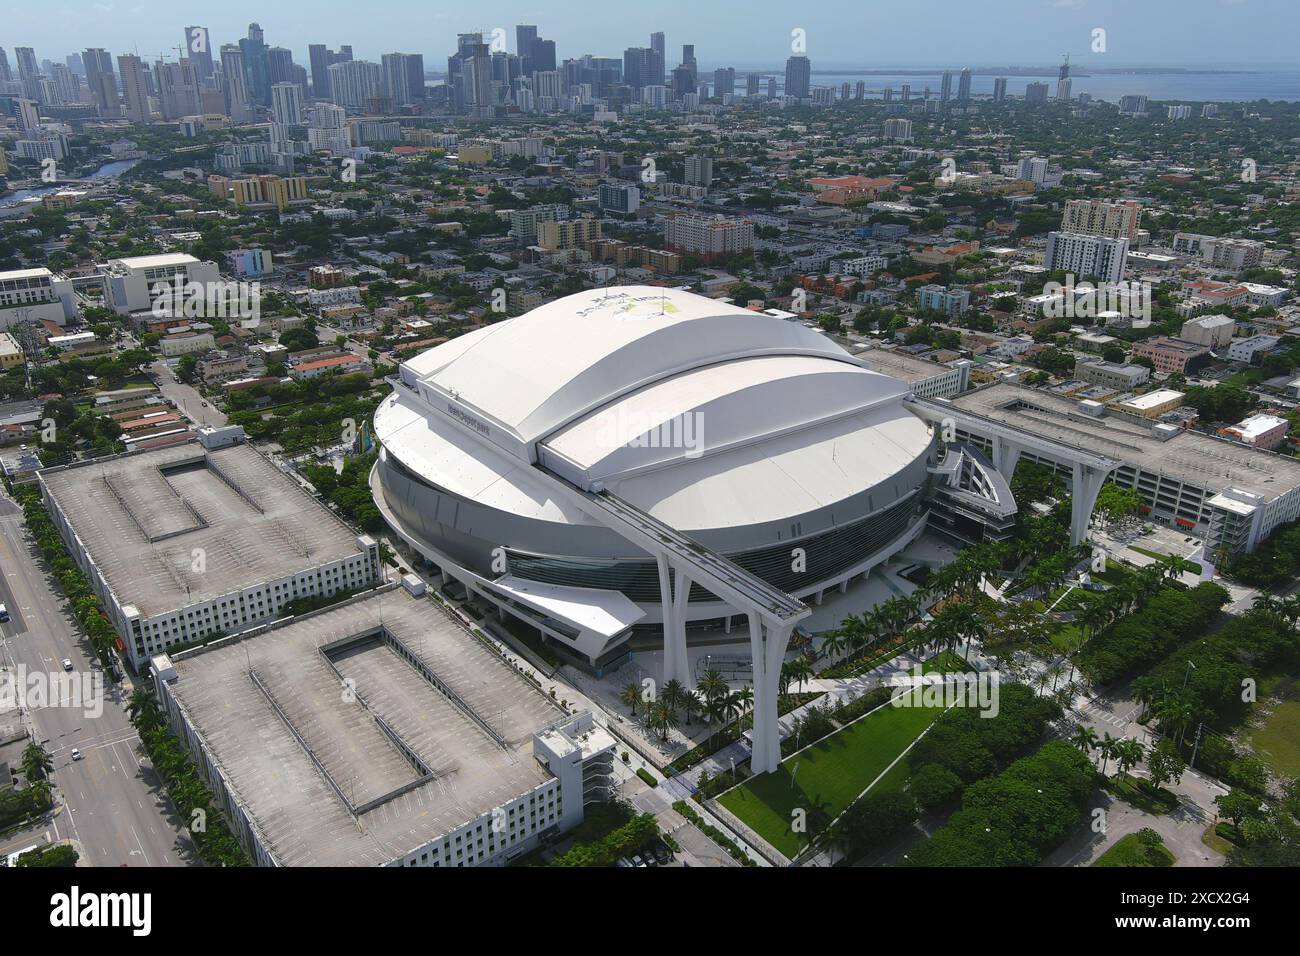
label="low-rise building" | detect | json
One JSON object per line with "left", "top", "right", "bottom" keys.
{"left": 1074, "top": 357, "right": 1151, "bottom": 390}
{"left": 1130, "top": 337, "right": 1211, "bottom": 375}
{"left": 1219, "top": 413, "right": 1289, "bottom": 451}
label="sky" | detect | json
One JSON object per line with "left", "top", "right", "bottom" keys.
{"left": 4, "top": 0, "right": 1299, "bottom": 71}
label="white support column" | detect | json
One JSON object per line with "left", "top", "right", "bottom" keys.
{"left": 669, "top": 568, "right": 693, "bottom": 688}
{"left": 747, "top": 611, "right": 794, "bottom": 774}
{"left": 656, "top": 554, "right": 678, "bottom": 688}
{"left": 992, "top": 434, "right": 1022, "bottom": 481}
{"left": 1070, "top": 461, "right": 1110, "bottom": 546}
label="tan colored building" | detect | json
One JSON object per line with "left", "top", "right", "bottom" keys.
{"left": 0, "top": 332, "right": 24, "bottom": 369}
{"left": 537, "top": 217, "right": 602, "bottom": 251}
{"left": 1110, "top": 389, "right": 1185, "bottom": 419}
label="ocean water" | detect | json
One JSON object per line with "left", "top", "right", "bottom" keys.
{"left": 781, "top": 69, "right": 1300, "bottom": 103}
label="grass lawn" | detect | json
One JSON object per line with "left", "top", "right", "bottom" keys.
{"left": 1093, "top": 831, "right": 1175, "bottom": 867}
{"left": 1106, "top": 777, "right": 1180, "bottom": 816}
{"left": 1249, "top": 699, "right": 1300, "bottom": 778}
{"left": 717, "top": 687, "right": 946, "bottom": 859}
{"left": 1094, "top": 559, "right": 1136, "bottom": 587}
{"left": 1129, "top": 545, "right": 1202, "bottom": 575}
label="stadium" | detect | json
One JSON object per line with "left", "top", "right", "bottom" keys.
{"left": 371, "top": 286, "right": 937, "bottom": 678}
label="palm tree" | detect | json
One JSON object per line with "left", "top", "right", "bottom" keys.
{"left": 1115, "top": 738, "right": 1145, "bottom": 782}
{"left": 661, "top": 679, "right": 687, "bottom": 717}
{"left": 724, "top": 690, "right": 746, "bottom": 724}
{"left": 1071, "top": 725, "right": 1099, "bottom": 760}
{"left": 681, "top": 692, "right": 701, "bottom": 727}
{"left": 1154, "top": 690, "right": 1196, "bottom": 748}
{"left": 1047, "top": 662, "right": 1065, "bottom": 691}
{"left": 698, "top": 668, "right": 728, "bottom": 705}
{"left": 820, "top": 629, "right": 848, "bottom": 662}
{"left": 1159, "top": 552, "right": 1184, "bottom": 582}
{"left": 1097, "top": 733, "right": 1119, "bottom": 776}
{"left": 650, "top": 700, "right": 679, "bottom": 741}
{"left": 703, "top": 694, "right": 730, "bottom": 730}
{"left": 619, "top": 681, "right": 643, "bottom": 717}
{"left": 787, "top": 658, "right": 813, "bottom": 694}
{"left": 735, "top": 685, "right": 754, "bottom": 715}
{"left": 126, "top": 689, "right": 164, "bottom": 731}
{"left": 20, "top": 742, "right": 54, "bottom": 782}
{"left": 778, "top": 662, "right": 795, "bottom": 698}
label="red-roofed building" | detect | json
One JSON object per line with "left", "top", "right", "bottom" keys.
{"left": 288, "top": 354, "right": 372, "bottom": 380}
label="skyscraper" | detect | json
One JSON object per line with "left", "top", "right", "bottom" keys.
{"left": 0, "top": 48, "right": 11, "bottom": 83}
{"left": 681, "top": 44, "right": 697, "bottom": 89}
{"left": 15, "top": 47, "right": 41, "bottom": 101}
{"left": 940, "top": 70, "right": 954, "bottom": 103}
{"left": 184, "top": 27, "right": 215, "bottom": 80}
{"left": 784, "top": 55, "right": 810, "bottom": 99}
{"left": 713, "top": 68, "right": 735, "bottom": 97}
{"left": 308, "top": 44, "right": 352, "bottom": 101}
{"left": 239, "top": 23, "right": 270, "bottom": 106}
{"left": 328, "top": 59, "right": 384, "bottom": 110}
{"left": 82, "top": 48, "right": 118, "bottom": 116}
{"left": 624, "top": 47, "right": 664, "bottom": 90}
{"left": 271, "top": 82, "right": 303, "bottom": 125}
{"left": 957, "top": 68, "right": 971, "bottom": 103}
{"left": 220, "top": 44, "right": 253, "bottom": 122}
{"left": 992, "top": 77, "right": 1007, "bottom": 102}
{"left": 117, "top": 54, "right": 151, "bottom": 123}
{"left": 156, "top": 59, "right": 201, "bottom": 120}
{"left": 650, "top": 32, "right": 665, "bottom": 82}
{"left": 516, "top": 25, "right": 538, "bottom": 73}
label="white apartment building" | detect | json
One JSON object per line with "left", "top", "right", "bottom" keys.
{"left": 663, "top": 213, "right": 754, "bottom": 260}
{"left": 1061, "top": 199, "right": 1141, "bottom": 240}
{"left": 829, "top": 255, "right": 889, "bottom": 277}
{"left": 0, "top": 266, "right": 78, "bottom": 328}
{"left": 1044, "top": 231, "right": 1129, "bottom": 284}
{"left": 1227, "top": 334, "right": 1280, "bottom": 364}
{"left": 1180, "top": 314, "right": 1236, "bottom": 348}
{"left": 103, "top": 253, "right": 221, "bottom": 315}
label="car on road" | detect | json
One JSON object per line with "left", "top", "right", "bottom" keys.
{"left": 61, "top": 658, "right": 73, "bottom": 671}
{"left": 70, "top": 748, "right": 83, "bottom": 761}
{"left": 0, "top": 603, "right": 8, "bottom": 622}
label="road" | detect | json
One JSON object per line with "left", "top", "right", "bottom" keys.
{"left": 0, "top": 491, "right": 195, "bottom": 867}
{"left": 148, "top": 361, "right": 229, "bottom": 429}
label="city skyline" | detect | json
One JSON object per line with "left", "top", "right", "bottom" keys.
{"left": 2, "top": 0, "right": 1298, "bottom": 70}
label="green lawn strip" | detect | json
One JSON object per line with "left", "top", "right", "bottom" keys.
{"left": 1105, "top": 776, "right": 1180, "bottom": 815}
{"left": 1129, "top": 545, "right": 1202, "bottom": 574}
{"left": 1093, "top": 831, "right": 1176, "bottom": 867}
{"left": 1249, "top": 699, "right": 1300, "bottom": 778}
{"left": 717, "top": 690, "right": 945, "bottom": 858}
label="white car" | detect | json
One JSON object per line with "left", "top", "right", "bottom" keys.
{"left": 61, "top": 659, "right": 73, "bottom": 671}
{"left": 70, "top": 748, "right": 83, "bottom": 761}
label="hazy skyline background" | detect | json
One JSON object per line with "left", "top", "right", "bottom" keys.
{"left": 3, "top": 0, "right": 1298, "bottom": 70}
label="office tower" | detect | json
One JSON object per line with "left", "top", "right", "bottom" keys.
{"left": 49, "top": 64, "right": 79, "bottom": 106}
{"left": 533, "top": 40, "right": 556, "bottom": 74}
{"left": 117, "top": 55, "right": 151, "bottom": 123}
{"left": 784, "top": 55, "right": 810, "bottom": 98}
{"left": 328, "top": 59, "right": 384, "bottom": 110}
{"left": 16, "top": 98, "right": 40, "bottom": 132}
{"left": 1056, "top": 77, "right": 1072, "bottom": 101}
{"left": 15, "top": 47, "right": 41, "bottom": 101}
{"left": 405, "top": 54, "right": 425, "bottom": 101}
{"left": 1045, "top": 232, "right": 1129, "bottom": 284}
{"left": 855, "top": 80, "right": 866, "bottom": 100}
{"left": 840, "top": 82, "right": 850, "bottom": 101}
{"left": 681, "top": 44, "right": 697, "bottom": 89}
{"left": 220, "top": 45, "right": 253, "bottom": 121}
{"left": 714, "top": 68, "right": 735, "bottom": 97}
{"left": 940, "top": 70, "right": 954, "bottom": 103}
{"left": 598, "top": 181, "right": 640, "bottom": 214}
{"left": 185, "top": 27, "right": 215, "bottom": 80}
{"left": 308, "top": 45, "right": 352, "bottom": 101}
{"left": 268, "top": 48, "right": 297, "bottom": 88}
{"left": 650, "top": 32, "right": 665, "bottom": 82}
{"left": 64, "top": 54, "right": 84, "bottom": 76}
{"left": 271, "top": 82, "right": 303, "bottom": 125}
{"left": 992, "top": 77, "right": 1007, "bottom": 102}
{"left": 516, "top": 25, "right": 538, "bottom": 72}
{"left": 383, "top": 53, "right": 414, "bottom": 106}
{"left": 685, "top": 153, "right": 713, "bottom": 187}
{"left": 624, "top": 47, "right": 664, "bottom": 90}
{"left": 0, "top": 48, "right": 11, "bottom": 82}
{"left": 957, "top": 68, "right": 971, "bottom": 102}
{"left": 82, "top": 48, "right": 118, "bottom": 116}
{"left": 156, "top": 59, "right": 201, "bottom": 120}
{"left": 746, "top": 73, "right": 760, "bottom": 97}
{"left": 767, "top": 76, "right": 776, "bottom": 98}
{"left": 1062, "top": 199, "right": 1141, "bottom": 240}
{"left": 1024, "top": 81, "right": 1049, "bottom": 104}
{"left": 239, "top": 23, "right": 271, "bottom": 106}
{"left": 901, "top": 82, "right": 911, "bottom": 102}
{"left": 670, "top": 64, "right": 694, "bottom": 96}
